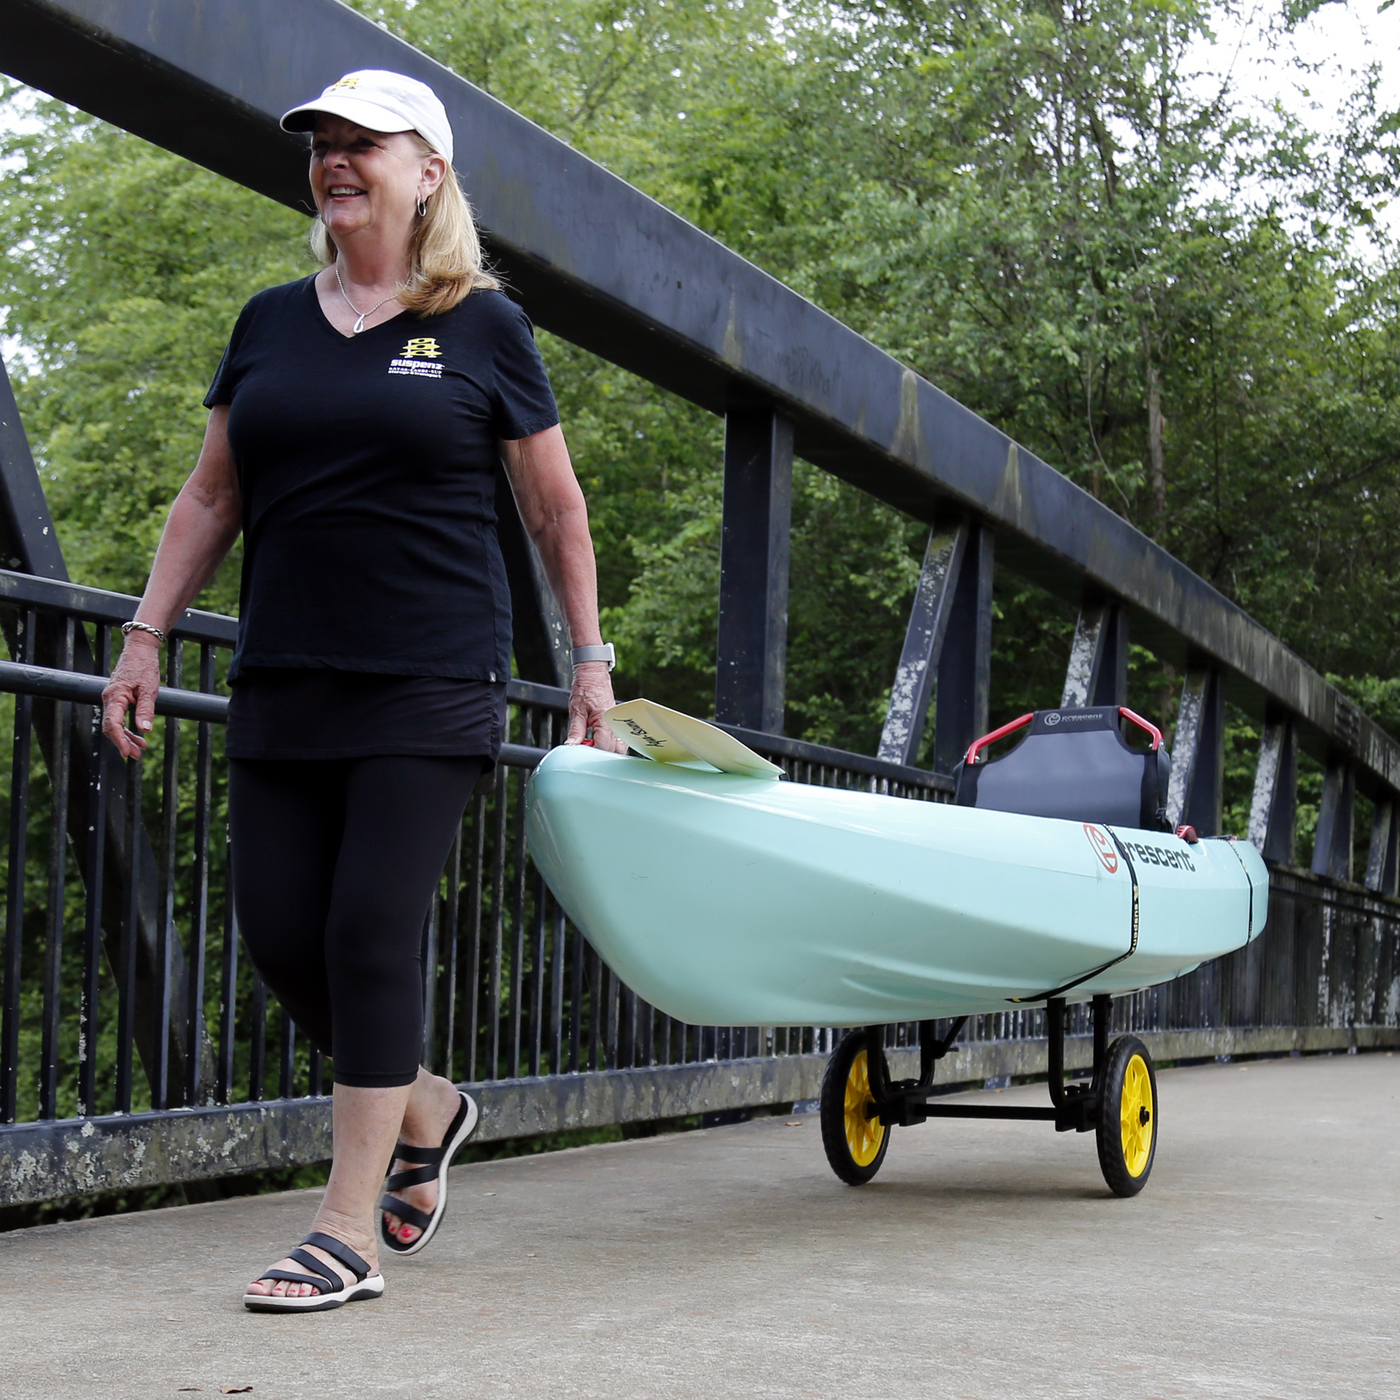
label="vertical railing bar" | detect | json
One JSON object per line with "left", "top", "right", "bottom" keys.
{"left": 441, "top": 831, "right": 462, "bottom": 1083}
{"left": 39, "top": 614, "right": 74, "bottom": 1119}
{"left": 184, "top": 643, "right": 215, "bottom": 1108}
{"left": 0, "top": 609, "right": 35, "bottom": 1123}
{"left": 464, "top": 792, "right": 485, "bottom": 1084}
{"left": 116, "top": 738, "right": 141, "bottom": 1115}
{"left": 279, "top": 1010, "right": 296, "bottom": 1099}
{"left": 550, "top": 902, "right": 565, "bottom": 1075}
{"left": 529, "top": 868, "right": 547, "bottom": 1077}
{"left": 568, "top": 917, "right": 584, "bottom": 1075}
{"left": 216, "top": 840, "right": 239, "bottom": 1105}
{"left": 488, "top": 780, "right": 508, "bottom": 1080}
{"left": 78, "top": 624, "right": 111, "bottom": 1117}
{"left": 587, "top": 945, "right": 602, "bottom": 1072}
{"left": 639, "top": 995, "right": 654, "bottom": 1068}
{"left": 604, "top": 965, "right": 619, "bottom": 1070}
{"left": 248, "top": 973, "right": 267, "bottom": 1102}
{"left": 152, "top": 640, "right": 182, "bottom": 1110}
{"left": 508, "top": 767, "right": 528, "bottom": 1079}
{"left": 421, "top": 899, "right": 439, "bottom": 1075}
{"left": 308, "top": 1047, "right": 323, "bottom": 1097}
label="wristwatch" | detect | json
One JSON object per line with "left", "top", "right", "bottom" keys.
{"left": 570, "top": 643, "right": 615, "bottom": 671}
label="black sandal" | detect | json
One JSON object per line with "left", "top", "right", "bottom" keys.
{"left": 243, "top": 1231, "right": 385, "bottom": 1313}
{"left": 379, "top": 1090, "right": 479, "bottom": 1256}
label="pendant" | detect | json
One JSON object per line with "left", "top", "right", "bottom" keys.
{"left": 352, "top": 314, "right": 367, "bottom": 334}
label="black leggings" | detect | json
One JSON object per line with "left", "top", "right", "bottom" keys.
{"left": 228, "top": 756, "right": 482, "bottom": 1088}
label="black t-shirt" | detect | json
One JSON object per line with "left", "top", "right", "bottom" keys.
{"left": 205, "top": 277, "right": 559, "bottom": 682}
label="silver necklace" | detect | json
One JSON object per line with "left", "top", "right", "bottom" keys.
{"left": 334, "top": 264, "right": 398, "bottom": 334}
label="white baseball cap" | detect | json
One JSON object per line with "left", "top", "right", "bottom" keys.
{"left": 281, "top": 70, "right": 454, "bottom": 165}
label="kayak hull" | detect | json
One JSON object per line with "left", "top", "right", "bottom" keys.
{"left": 525, "top": 746, "right": 1268, "bottom": 1027}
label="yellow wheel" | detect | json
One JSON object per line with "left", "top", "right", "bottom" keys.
{"left": 820, "top": 1030, "right": 891, "bottom": 1185}
{"left": 1095, "top": 1035, "right": 1158, "bottom": 1196}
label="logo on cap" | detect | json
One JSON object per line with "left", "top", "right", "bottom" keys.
{"left": 329, "top": 76, "right": 361, "bottom": 91}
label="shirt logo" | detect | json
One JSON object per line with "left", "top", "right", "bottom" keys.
{"left": 389, "top": 338, "right": 444, "bottom": 380}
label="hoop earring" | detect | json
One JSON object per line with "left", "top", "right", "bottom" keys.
{"left": 416, "top": 194, "right": 428, "bottom": 218}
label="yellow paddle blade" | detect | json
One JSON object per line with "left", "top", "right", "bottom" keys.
{"left": 604, "top": 699, "right": 782, "bottom": 779}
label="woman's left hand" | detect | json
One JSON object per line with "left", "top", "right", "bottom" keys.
{"left": 567, "top": 661, "right": 626, "bottom": 751}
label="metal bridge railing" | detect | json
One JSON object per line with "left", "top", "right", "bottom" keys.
{"left": 0, "top": 567, "right": 1396, "bottom": 1211}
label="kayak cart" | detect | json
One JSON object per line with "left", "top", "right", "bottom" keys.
{"left": 527, "top": 700, "right": 1265, "bottom": 1200}
{"left": 820, "top": 994, "right": 1157, "bottom": 1196}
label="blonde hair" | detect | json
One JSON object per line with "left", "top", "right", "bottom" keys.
{"left": 311, "top": 136, "right": 499, "bottom": 315}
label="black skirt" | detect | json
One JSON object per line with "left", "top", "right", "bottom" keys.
{"left": 226, "top": 667, "right": 508, "bottom": 761}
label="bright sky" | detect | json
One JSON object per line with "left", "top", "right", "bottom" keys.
{"left": 1203, "top": 0, "right": 1400, "bottom": 116}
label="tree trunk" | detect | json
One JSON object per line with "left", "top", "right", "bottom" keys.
{"left": 1142, "top": 325, "right": 1166, "bottom": 521}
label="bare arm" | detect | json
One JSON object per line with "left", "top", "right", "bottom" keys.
{"left": 500, "top": 424, "right": 624, "bottom": 751}
{"left": 100, "top": 406, "right": 242, "bottom": 759}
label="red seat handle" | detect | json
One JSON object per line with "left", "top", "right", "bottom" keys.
{"left": 1118, "top": 706, "right": 1162, "bottom": 750}
{"left": 964, "top": 706, "right": 1162, "bottom": 766}
{"left": 964, "top": 713, "right": 1033, "bottom": 766}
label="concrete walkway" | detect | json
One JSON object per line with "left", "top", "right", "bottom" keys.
{"left": 2, "top": 1053, "right": 1396, "bottom": 1400}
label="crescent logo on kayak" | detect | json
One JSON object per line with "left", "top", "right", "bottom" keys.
{"left": 1044, "top": 712, "right": 1061, "bottom": 726}
{"left": 1124, "top": 838, "right": 1197, "bottom": 873}
{"left": 1084, "top": 823, "right": 1118, "bottom": 873}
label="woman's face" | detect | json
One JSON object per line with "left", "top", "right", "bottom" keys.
{"left": 309, "top": 114, "right": 445, "bottom": 252}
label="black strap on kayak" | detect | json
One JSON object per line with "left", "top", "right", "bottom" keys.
{"left": 1007, "top": 828, "right": 1140, "bottom": 1004}
{"left": 1219, "top": 836, "right": 1255, "bottom": 938}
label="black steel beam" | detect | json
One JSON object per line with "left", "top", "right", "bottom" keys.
{"left": 932, "top": 525, "right": 994, "bottom": 775}
{"left": 1366, "top": 802, "right": 1398, "bottom": 896}
{"left": 1312, "top": 758, "right": 1356, "bottom": 883}
{"left": 0, "top": 358, "right": 66, "bottom": 581}
{"left": 1249, "top": 712, "right": 1298, "bottom": 864}
{"left": 715, "top": 406, "right": 793, "bottom": 732}
{"left": 493, "top": 474, "right": 570, "bottom": 687}
{"left": 1, "top": 0, "right": 1397, "bottom": 797}
{"left": 1061, "top": 597, "right": 1128, "bottom": 709}
{"left": 878, "top": 524, "right": 968, "bottom": 767}
{"left": 1169, "top": 666, "right": 1226, "bottom": 836}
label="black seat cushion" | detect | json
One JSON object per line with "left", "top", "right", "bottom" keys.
{"left": 953, "top": 707, "right": 1172, "bottom": 831}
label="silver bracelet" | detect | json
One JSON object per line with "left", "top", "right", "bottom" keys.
{"left": 570, "top": 643, "right": 615, "bottom": 671}
{"left": 120, "top": 620, "right": 166, "bottom": 644}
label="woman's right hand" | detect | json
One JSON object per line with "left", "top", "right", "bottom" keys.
{"left": 101, "top": 633, "right": 162, "bottom": 760}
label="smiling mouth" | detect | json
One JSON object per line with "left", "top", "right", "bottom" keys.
{"left": 327, "top": 186, "right": 366, "bottom": 198}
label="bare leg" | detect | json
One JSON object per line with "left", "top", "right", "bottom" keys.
{"left": 381, "top": 1066, "right": 465, "bottom": 1245}
{"left": 247, "top": 1081, "right": 412, "bottom": 1298}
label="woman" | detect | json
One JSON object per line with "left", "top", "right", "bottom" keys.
{"left": 101, "top": 69, "right": 624, "bottom": 1313}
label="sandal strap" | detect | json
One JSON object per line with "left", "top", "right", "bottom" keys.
{"left": 386, "top": 1095, "right": 472, "bottom": 1173}
{"left": 379, "top": 1193, "right": 434, "bottom": 1232}
{"left": 287, "top": 1248, "right": 346, "bottom": 1294}
{"left": 259, "top": 1268, "right": 335, "bottom": 1297}
{"left": 389, "top": 1138, "right": 447, "bottom": 1166}
{"left": 385, "top": 1163, "right": 439, "bottom": 1191}
{"left": 301, "top": 1231, "right": 371, "bottom": 1282}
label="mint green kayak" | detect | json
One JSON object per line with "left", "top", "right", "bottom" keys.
{"left": 525, "top": 744, "right": 1267, "bottom": 1028}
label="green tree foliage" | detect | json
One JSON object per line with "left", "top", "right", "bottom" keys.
{"left": 1, "top": 1, "right": 1398, "bottom": 761}
{"left": 0, "top": 94, "right": 308, "bottom": 612}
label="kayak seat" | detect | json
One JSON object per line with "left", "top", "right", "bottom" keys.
{"left": 953, "top": 706, "right": 1173, "bottom": 831}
